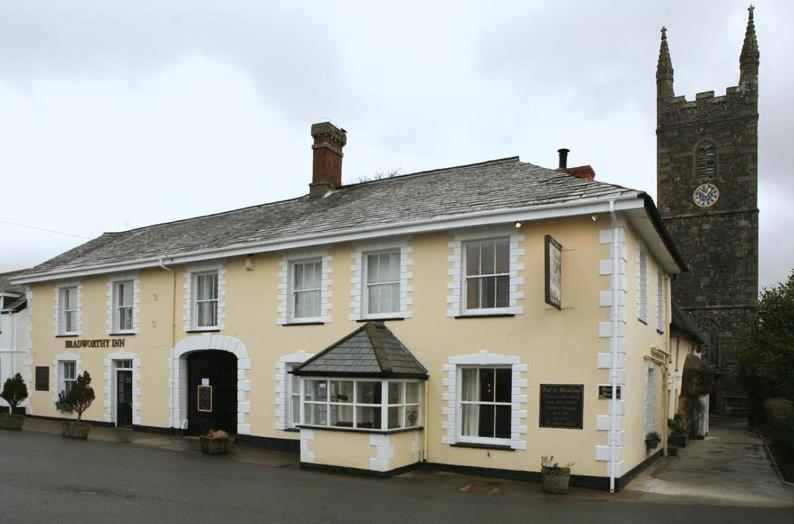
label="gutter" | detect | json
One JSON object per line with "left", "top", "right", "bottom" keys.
{"left": 12, "top": 194, "right": 646, "bottom": 284}
{"left": 608, "top": 199, "right": 619, "bottom": 493}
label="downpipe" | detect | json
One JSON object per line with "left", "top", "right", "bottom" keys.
{"left": 609, "top": 199, "right": 619, "bottom": 493}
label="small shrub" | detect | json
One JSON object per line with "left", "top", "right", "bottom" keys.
{"left": 645, "top": 431, "right": 662, "bottom": 450}
{"left": 541, "top": 456, "right": 574, "bottom": 473}
{"left": 60, "top": 371, "right": 95, "bottom": 421}
{"left": 1, "top": 373, "right": 28, "bottom": 412}
{"left": 203, "top": 429, "right": 229, "bottom": 440}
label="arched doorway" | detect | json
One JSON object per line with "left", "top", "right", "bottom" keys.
{"left": 187, "top": 351, "right": 237, "bottom": 435}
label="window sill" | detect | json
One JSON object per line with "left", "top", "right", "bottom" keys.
{"left": 109, "top": 332, "right": 137, "bottom": 336}
{"left": 283, "top": 427, "right": 300, "bottom": 433}
{"left": 185, "top": 328, "right": 220, "bottom": 333}
{"left": 455, "top": 313, "right": 515, "bottom": 319}
{"left": 283, "top": 321, "right": 325, "bottom": 327}
{"left": 55, "top": 334, "right": 79, "bottom": 338}
{"left": 296, "top": 425, "right": 423, "bottom": 435}
{"left": 356, "top": 317, "right": 404, "bottom": 323}
{"left": 451, "top": 442, "right": 514, "bottom": 451}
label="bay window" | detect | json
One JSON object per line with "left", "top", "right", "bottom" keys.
{"left": 463, "top": 238, "right": 510, "bottom": 312}
{"left": 459, "top": 367, "right": 512, "bottom": 443}
{"left": 301, "top": 378, "right": 421, "bottom": 431}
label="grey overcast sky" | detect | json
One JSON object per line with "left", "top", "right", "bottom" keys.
{"left": 1, "top": 0, "right": 791, "bottom": 288}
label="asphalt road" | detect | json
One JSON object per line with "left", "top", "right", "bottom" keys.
{"left": 1, "top": 429, "right": 792, "bottom": 523}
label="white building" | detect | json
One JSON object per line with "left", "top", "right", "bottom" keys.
{"left": 0, "top": 271, "right": 31, "bottom": 413}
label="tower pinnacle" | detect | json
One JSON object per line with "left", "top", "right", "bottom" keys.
{"left": 740, "top": 5, "right": 759, "bottom": 89}
{"left": 656, "top": 26, "right": 674, "bottom": 104}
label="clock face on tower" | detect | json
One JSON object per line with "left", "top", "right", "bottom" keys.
{"left": 693, "top": 183, "right": 720, "bottom": 208}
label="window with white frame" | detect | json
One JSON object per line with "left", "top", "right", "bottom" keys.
{"left": 61, "top": 361, "right": 76, "bottom": 393}
{"left": 365, "top": 250, "right": 401, "bottom": 316}
{"left": 193, "top": 271, "right": 218, "bottom": 329}
{"left": 59, "top": 286, "right": 78, "bottom": 334}
{"left": 459, "top": 367, "right": 512, "bottom": 443}
{"left": 286, "top": 364, "right": 301, "bottom": 428}
{"left": 638, "top": 247, "right": 648, "bottom": 322}
{"left": 657, "top": 269, "right": 665, "bottom": 332}
{"left": 302, "top": 378, "right": 421, "bottom": 430}
{"left": 463, "top": 238, "right": 510, "bottom": 312}
{"left": 290, "top": 259, "right": 322, "bottom": 321}
{"left": 113, "top": 280, "right": 134, "bottom": 332}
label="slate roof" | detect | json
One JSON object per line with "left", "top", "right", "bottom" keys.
{"left": 671, "top": 303, "right": 707, "bottom": 345}
{"left": 0, "top": 270, "right": 27, "bottom": 294}
{"left": 18, "top": 157, "right": 641, "bottom": 279}
{"left": 292, "top": 322, "right": 428, "bottom": 379}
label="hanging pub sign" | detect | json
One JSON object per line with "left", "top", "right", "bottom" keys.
{"left": 598, "top": 384, "right": 622, "bottom": 400}
{"left": 539, "top": 384, "right": 583, "bottom": 429}
{"left": 545, "top": 235, "right": 562, "bottom": 309}
{"left": 64, "top": 338, "right": 125, "bottom": 349}
{"left": 197, "top": 385, "right": 213, "bottom": 413}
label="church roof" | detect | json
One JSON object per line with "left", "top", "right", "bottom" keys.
{"left": 292, "top": 322, "right": 428, "bottom": 379}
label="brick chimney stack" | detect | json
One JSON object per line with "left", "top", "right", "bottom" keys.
{"left": 310, "top": 122, "right": 347, "bottom": 197}
{"left": 556, "top": 147, "right": 596, "bottom": 180}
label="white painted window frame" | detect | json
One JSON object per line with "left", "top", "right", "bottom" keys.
{"left": 108, "top": 275, "right": 139, "bottom": 335}
{"left": 55, "top": 283, "right": 81, "bottom": 336}
{"left": 350, "top": 239, "right": 412, "bottom": 321}
{"left": 289, "top": 257, "right": 323, "bottom": 323}
{"left": 456, "top": 365, "right": 513, "bottom": 447}
{"left": 183, "top": 263, "right": 225, "bottom": 332}
{"left": 656, "top": 269, "right": 665, "bottom": 333}
{"left": 461, "top": 237, "right": 511, "bottom": 315}
{"left": 637, "top": 245, "right": 648, "bottom": 323}
{"left": 363, "top": 248, "right": 401, "bottom": 318}
{"left": 300, "top": 378, "right": 422, "bottom": 432}
{"left": 61, "top": 360, "right": 77, "bottom": 394}
{"left": 275, "top": 351, "right": 313, "bottom": 430}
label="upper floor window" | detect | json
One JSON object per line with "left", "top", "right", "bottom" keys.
{"left": 695, "top": 140, "right": 717, "bottom": 179}
{"left": 365, "top": 250, "right": 400, "bottom": 316}
{"left": 58, "top": 286, "right": 78, "bottom": 335}
{"left": 463, "top": 238, "right": 510, "bottom": 312}
{"left": 657, "top": 270, "right": 665, "bottom": 332}
{"left": 638, "top": 247, "right": 648, "bottom": 323}
{"left": 193, "top": 271, "right": 219, "bottom": 329}
{"left": 113, "top": 279, "right": 134, "bottom": 333}
{"left": 290, "top": 259, "right": 322, "bottom": 321}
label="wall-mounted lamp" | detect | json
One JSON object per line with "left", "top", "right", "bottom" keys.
{"left": 514, "top": 221, "right": 523, "bottom": 229}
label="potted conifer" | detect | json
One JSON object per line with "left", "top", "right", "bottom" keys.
{"left": 60, "top": 371, "right": 95, "bottom": 439}
{"left": 540, "top": 456, "right": 574, "bottom": 494}
{"left": 0, "top": 373, "right": 28, "bottom": 430}
{"left": 645, "top": 431, "right": 662, "bottom": 451}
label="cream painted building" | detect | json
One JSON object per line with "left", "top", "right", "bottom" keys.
{"left": 12, "top": 122, "right": 686, "bottom": 491}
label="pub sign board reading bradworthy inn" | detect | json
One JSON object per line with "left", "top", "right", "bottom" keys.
{"left": 64, "top": 339, "right": 126, "bottom": 349}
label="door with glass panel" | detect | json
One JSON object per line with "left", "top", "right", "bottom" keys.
{"left": 116, "top": 366, "right": 133, "bottom": 428}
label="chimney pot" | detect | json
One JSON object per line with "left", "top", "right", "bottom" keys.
{"left": 310, "top": 122, "right": 347, "bottom": 197}
{"left": 557, "top": 148, "right": 570, "bottom": 169}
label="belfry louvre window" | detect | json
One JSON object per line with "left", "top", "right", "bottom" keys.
{"left": 193, "top": 271, "right": 218, "bottom": 328}
{"left": 113, "top": 280, "right": 134, "bottom": 332}
{"left": 291, "top": 259, "right": 322, "bottom": 320}
{"left": 365, "top": 250, "right": 400, "bottom": 316}
{"left": 460, "top": 367, "right": 512, "bottom": 442}
{"left": 695, "top": 141, "right": 717, "bottom": 179}
{"left": 464, "top": 238, "right": 510, "bottom": 311}
{"left": 59, "top": 286, "right": 78, "bottom": 334}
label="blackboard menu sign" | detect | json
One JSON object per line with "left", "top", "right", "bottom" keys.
{"left": 539, "top": 384, "right": 583, "bottom": 429}
{"left": 197, "top": 385, "right": 213, "bottom": 413}
{"left": 35, "top": 366, "right": 49, "bottom": 391}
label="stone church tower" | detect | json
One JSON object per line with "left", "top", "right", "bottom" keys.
{"left": 656, "top": 7, "right": 759, "bottom": 415}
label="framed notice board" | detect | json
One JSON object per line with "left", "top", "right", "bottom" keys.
{"left": 35, "top": 366, "right": 50, "bottom": 391}
{"left": 539, "top": 384, "right": 584, "bottom": 429}
{"left": 197, "top": 385, "right": 213, "bottom": 413}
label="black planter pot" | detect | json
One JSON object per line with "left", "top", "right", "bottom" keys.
{"left": 668, "top": 433, "right": 688, "bottom": 448}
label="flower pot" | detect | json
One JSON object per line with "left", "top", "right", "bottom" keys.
{"left": 62, "top": 421, "right": 90, "bottom": 439}
{"left": 200, "top": 436, "right": 230, "bottom": 455}
{"left": 541, "top": 466, "right": 571, "bottom": 494}
{"left": 0, "top": 413, "right": 25, "bottom": 430}
{"left": 668, "top": 433, "right": 688, "bottom": 448}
